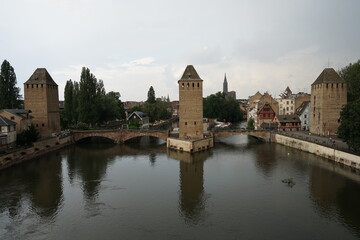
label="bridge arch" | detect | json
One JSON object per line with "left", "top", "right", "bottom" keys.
{"left": 214, "top": 130, "right": 270, "bottom": 142}
{"left": 121, "top": 131, "right": 168, "bottom": 142}
{"left": 70, "top": 129, "right": 169, "bottom": 144}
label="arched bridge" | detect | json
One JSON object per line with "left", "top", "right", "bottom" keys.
{"left": 70, "top": 129, "right": 169, "bottom": 143}
{"left": 70, "top": 129, "right": 272, "bottom": 144}
{"left": 214, "top": 129, "right": 272, "bottom": 142}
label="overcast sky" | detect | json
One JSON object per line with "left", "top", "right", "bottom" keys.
{"left": 1, "top": 0, "right": 359, "bottom": 101}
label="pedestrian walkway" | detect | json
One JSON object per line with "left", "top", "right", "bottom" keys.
{"left": 277, "top": 131, "right": 359, "bottom": 155}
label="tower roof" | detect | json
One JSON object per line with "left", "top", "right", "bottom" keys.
{"left": 224, "top": 73, "right": 227, "bottom": 83}
{"left": 179, "top": 65, "right": 202, "bottom": 81}
{"left": 24, "top": 68, "right": 57, "bottom": 86}
{"left": 311, "top": 68, "right": 345, "bottom": 86}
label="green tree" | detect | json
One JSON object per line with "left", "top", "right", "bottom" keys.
{"left": 0, "top": 60, "right": 21, "bottom": 109}
{"left": 73, "top": 81, "right": 80, "bottom": 122}
{"left": 147, "top": 86, "right": 156, "bottom": 104}
{"left": 339, "top": 59, "right": 360, "bottom": 102}
{"left": 78, "top": 67, "right": 98, "bottom": 125}
{"left": 98, "top": 91, "right": 126, "bottom": 123}
{"left": 203, "top": 92, "right": 243, "bottom": 122}
{"left": 338, "top": 99, "right": 360, "bottom": 151}
{"left": 338, "top": 60, "right": 360, "bottom": 150}
{"left": 64, "top": 80, "right": 74, "bottom": 126}
{"left": 17, "top": 124, "right": 40, "bottom": 146}
{"left": 141, "top": 97, "right": 171, "bottom": 123}
{"left": 247, "top": 117, "right": 255, "bottom": 130}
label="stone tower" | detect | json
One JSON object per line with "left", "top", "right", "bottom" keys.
{"left": 223, "top": 73, "right": 228, "bottom": 94}
{"left": 178, "top": 65, "right": 203, "bottom": 139}
{"left": 310, "top": 68, "right": 347, "bottom": 136}
{"left": 24, "top": 68, "right": 60, "bottom": 137}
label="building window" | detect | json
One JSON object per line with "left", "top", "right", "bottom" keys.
{"left": 11, "top": 116, "right": 14, "bottom": 120}
{"left": 42, "top": 123, "right": 45, "bottom": 127}
{"left": 36, "top": 124, "right": 38, "bottom": 127}
{"left": 185, "top": 122, "right": 187, "bottom": 125}
{"left": 304, "top": 114, "right": 307, "bottom": 118}
{"left": 41, "top": 84, "right": 43, "bottom": 88}
{"left": 304, "top": 120, "right": 307, "bottom": 124}
{"left": 186, "top": 83, "right": 189, "bottom": 88}
{"left": 197, "top": 83, "right": 200, "bottom": 87}
{"left": 192, "top": 83, "right": 195, "bottom": 87}
{"left": 182, "top": 83, "right": 184, "bottom": 88}
{"left": 194, "top": 121, "right": 196, "bottom": 125}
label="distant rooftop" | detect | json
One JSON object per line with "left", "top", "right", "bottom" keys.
{"left": 276, "top": 114, "right": 301, "bottom": 123}
{"left": 24, "top": 68, "right": 58, "bottom": 86}
{"left": 0, "top": 116, "right": 16, "bottom": 126}
{"left": 2, "top": 109, "right": 31, "bottom": 119}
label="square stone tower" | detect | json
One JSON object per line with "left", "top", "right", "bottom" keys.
{"left": 178, "top": 65, "right": 204, "bottom": 139}
{"left": 24, "top": 68, "right": 60, "bottom": 137}
{"left": 310, "top": 68, "right": 347, "bottom": 136}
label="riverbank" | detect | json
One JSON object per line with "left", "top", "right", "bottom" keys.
{"left": 0, "top": 136, "right": 72, "bottom": 170}
{"left": 274, "top": 133, "right": 360, "bottom": 169}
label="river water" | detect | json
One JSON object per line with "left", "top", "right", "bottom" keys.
{"left": 1, "top": 136, "right": 360, "bottom": 240}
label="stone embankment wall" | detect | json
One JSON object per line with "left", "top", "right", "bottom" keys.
{"left": 0, "top": 136, "right": 72, "bottom": 170}
{"left": 274, "top": 134, "right": 360, "bottom": 169}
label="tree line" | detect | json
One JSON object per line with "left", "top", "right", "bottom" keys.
{"left": 129, "top": 86, "right": 172, "bottom": 125}
{"left": 0, "top": 60, "right": 21, "bottom": 109}
{"left": 338, "top": 60, "right": 360, "bottom": 151}
{"left": 203, "top": 92, "right": 243, "bottom": 123}
{"left": 62, "top": 67, "right": 126, "bottom": 128}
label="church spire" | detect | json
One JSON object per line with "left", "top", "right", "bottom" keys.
{"left": 223, "top": 73, "right": 228, "bottom": 93}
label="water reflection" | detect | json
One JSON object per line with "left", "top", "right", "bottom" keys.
{"left": 310, "top": 162, "right": 360, "bottom": 236}
{"left": 168, "top": 150, "right": 212, "bottom": 224}
{"left": 0, "top": 152, "right": 63, "bottom": 220}
{"left": 253, "top": 143, "right": 278, "bottom": 177}
{"left": 66, "top": 143, "right": 118, "bottom": 201}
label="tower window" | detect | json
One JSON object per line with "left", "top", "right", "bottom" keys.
{"left": 197, "top": 83, "right": 199, "bottom": 87}
{"left": 194, "top": 121, "right": 196, "bottom": 125}
{"left": 186, "top": 83, "right": 189, "bottom": 88}
{"left": 41, "top": 84, "right": 43, "bottom": 88}
{"left": 185, "top": 122, "right": 187, "bottom": 125}
{"left": 182, "top": 83, "right": 184, "bottom": 88}
{"left": 192, "top": 83, "right": 194, "bottom": 87}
